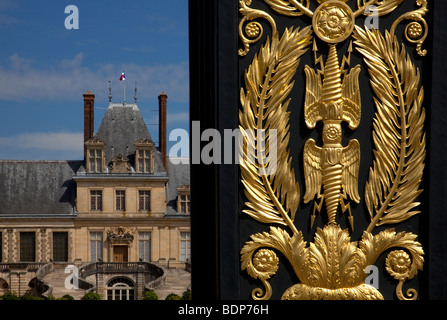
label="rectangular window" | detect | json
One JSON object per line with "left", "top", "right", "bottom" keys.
{"left": 116, "top": 190, "right": 126, "bottom": 211}
{"left": 137, "top": 149, "right": 152, "bottom": 173}
{"left": 180, "top": 232, "right": 191, "bottom": 262}
{"left": 138, "top": 232, "right": 151, "bottom": 262}
{"left": 90, "top": 232, "right": 103, "bottom": 261}
{"left": 90, "top": 190, "right": 103, "bottom": 211}
{"left": 89, "top": 149, "right": 103, "bottom": 173}
{"left": 144, "top": 150, "right": 151, "bottom": 172}
{"left": 138, "top": 150, "right": 144, "bottom": 173}
{"left": 139, "top": 190, "right": 151, "bottom": 211}
{"left": 89, "top": 149, "right": 95, "bottom": 172}
{"left": 20, "top": 232, "right": 36, "bottom": 262}
{"left": 95, "top": 149, "right": 102, "bottom": 171}
{"left": 179, "top": 194, "right": 190, "bottom": 214}
{"left": 53, "top": 232, "right": 68, "bottom": 262}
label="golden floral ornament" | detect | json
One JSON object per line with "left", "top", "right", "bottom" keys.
{"left": 313, "top": 0, "right": 355, "bottom": 43}
{"left": 253, "top": 249, "right": 279, "bottom": 274}
{"left": 245, "top": 21, "right": 262, "bottom": 38}
{"left": 406, "top": 22, "right": 423, "bottom": 40}
{"left": 386, "top": 250, "right": 412, "bottom": 281}
{"left": 322, "top": 123, "right": 342, "bottom": 143}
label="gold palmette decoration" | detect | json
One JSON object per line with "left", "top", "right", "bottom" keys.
{"left": 239, "top": 0, "right": 427, "bottom": 300}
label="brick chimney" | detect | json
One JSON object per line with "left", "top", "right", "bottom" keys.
{"left": 158, "top": 91, "right": 167, "bottom": 171}
{"left": 83, "top": 91, "right": 95, "bottom": 159}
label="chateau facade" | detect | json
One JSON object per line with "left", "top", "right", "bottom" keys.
{"left": 0, "top": 91, "right": 190, "bottom": 299}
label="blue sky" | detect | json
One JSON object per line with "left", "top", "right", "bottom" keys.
{"left": 0, "top": 0, "right": 189, "bottom": 160}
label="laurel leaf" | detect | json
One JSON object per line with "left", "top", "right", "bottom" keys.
{"left": 239, "top": 25, "right": 312, "bottom": 231}
{"left": 354, "top": 27, "right": 425, "bottom": 230}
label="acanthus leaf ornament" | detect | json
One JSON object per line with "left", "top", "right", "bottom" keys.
{"left": 239, "top": 0, "right": 427, "bottom": 300}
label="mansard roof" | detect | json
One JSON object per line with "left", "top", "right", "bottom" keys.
{"left": 0, "top": 100, "right": 189, "bottom": 217}
{"left": 0, "top": 160, "right": 82, "bottom": 216}
{"left": 94, "top": 102, "right": 166, "bottom": 174}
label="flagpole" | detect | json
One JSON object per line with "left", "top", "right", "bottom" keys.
{"left": 123, "top": 79, "right": 126, "bottom": 104}
{"left": 120, "top": 70, "right": 126, "bottom": 104}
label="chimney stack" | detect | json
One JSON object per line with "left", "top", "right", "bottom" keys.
{"left": 158, "top": 91, "right": 167, "bottom": 171}
{"left": 83, "top": 91, "right": 95, "bottom": 159}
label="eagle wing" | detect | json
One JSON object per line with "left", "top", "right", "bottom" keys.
{"left": 342, "top": 65, "right": 361, "bottom": 129}
{"left": 304, "top": 65, "right": 324, "bottom": 129}
{"left": 342, "top": 139, "right": 361, "bottom": 203}
{"left": 303, "top": 139, "right": 322, "bottom": 203}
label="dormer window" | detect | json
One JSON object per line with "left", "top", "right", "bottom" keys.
{"left": 85, "top": 138, "right": 106, "bottom": 173}
{"left": 134, "top": 139, "right": 154, "bottom": 173}
{"left": 177, "top": 185, "right": 190, "bottom": 214}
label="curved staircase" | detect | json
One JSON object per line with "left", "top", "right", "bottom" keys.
{"left": 38, "top": 263, "right": 191, "bottom": 300}
{"left": 40, "top": 266, "right": 86, "bottom": 300}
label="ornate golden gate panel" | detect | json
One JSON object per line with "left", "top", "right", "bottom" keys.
{"left": 238, "top": 0, "right": 428, "bottom": 300}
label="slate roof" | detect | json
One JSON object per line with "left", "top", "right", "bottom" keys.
{"left": 0, "top": 160, "right": 82, "bottom": 216}
{"left": 95, "top": 102, "right": 166, "bottom": 174}
{"left": 0, "top": 102, "right": 190, "bottom": 217}
{"left": 166, "top": 158, "right": 190, "bottom": 216}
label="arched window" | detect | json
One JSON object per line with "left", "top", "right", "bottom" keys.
{"left": 0, "top": 278, "right": 9, "bottom": 295}
{"left": 106, "top": 277, "right": 135, "bottom": 300}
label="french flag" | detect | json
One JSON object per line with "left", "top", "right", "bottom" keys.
{"left": 119, "top": 72, "right": 126, "bottom": 81}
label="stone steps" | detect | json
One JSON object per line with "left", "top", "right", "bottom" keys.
{"left": 42, "top": 268, "right": 86, "bottom": 300}
{"left": 152, "top": 269, "right": 191, "bottom": 300}
{"left": 42, "top": 266, "right": 191, "bottom": 300}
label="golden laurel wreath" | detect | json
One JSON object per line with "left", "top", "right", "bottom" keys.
{"left": 238, "top": 0, "right": 427, "bottom": 300}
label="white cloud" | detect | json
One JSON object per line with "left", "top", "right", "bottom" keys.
{"left": 0, "top": 132, "right": 84, "bottom": 160}
{"left": 0, "top": 52, "right": 189, "bottom": 103}
{"left": 0, "top": 132, "right": 83, "bottom": 152}
{"left": 8, "top": 53, "right": 35, "bottom": 69}
{"left": 0, "top": 1, "right": 21, "bottom": 26}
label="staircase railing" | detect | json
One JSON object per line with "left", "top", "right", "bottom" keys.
{"left": 35, "top": 262, "right": 54, "bottom": 298}
{"left": 78, "top": 261, "right": 166, "bottom": 292}
{"left": 32, "top": 261, "right": 166, "bottom": 298}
